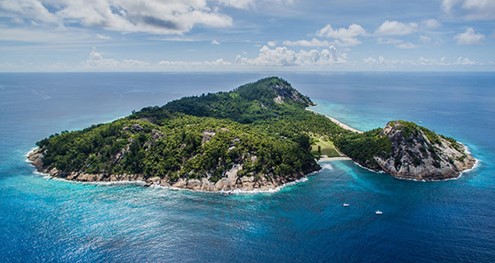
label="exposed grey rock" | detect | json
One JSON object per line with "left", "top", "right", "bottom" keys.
{"left": 172, "top": 178, "right": 187, "bottom": 188}
{"left": 270, "top": 81, "right": 315, "bottom": 106}
{"left": 131, "top": 124, "right": 144, "bottom": 132}
{"left": 27, "top": 148, "right": 44, "bottom": 168}
{"left": 201, "top": 131, "right": 216, "bottom": 144}
{"left": 27, "top": 141, "right": 311, "bottom": 192}
{"left": 151, "top": 129, "right": 163, "bottom": 140}
{"left": 186, "top": 179, "right": 202, "bottom": 190}
{"left": 374, "top": 121, "right": 476, "bottom": 180}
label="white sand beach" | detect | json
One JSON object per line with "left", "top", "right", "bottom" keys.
{"left": 306, "top": 108, "right": 363, "bottom": 134}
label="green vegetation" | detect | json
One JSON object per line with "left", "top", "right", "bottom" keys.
{"left": 35, "top": 77, "right": 463, "bottom": 183}
{"left": 36, "top": 77, "right": 347, "bottom": 182}
{"left": 335, "top": 129, "right": 392, "bottom": 169}
{"left": 310, "top": 136, "right": 342, "bottom": 158}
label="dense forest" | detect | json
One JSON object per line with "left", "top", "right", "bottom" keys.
{"left": 33, "top": 77, "right": 469, "bottom": 186}
{"left": 35, "top": 77, "right": 349, "bottom": 184}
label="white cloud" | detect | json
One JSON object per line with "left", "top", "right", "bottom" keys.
{"left": 419, "top": 35, "right": 432, "bottom": 43}
{"left": 442, "top": 0, "right": 495, "bottom": 20}
{"left": 395, "top": 42, "right": 416, "bottom": 49}
{"left": 363, "top": 56, "right": 479, "bottom": 66}
{"left": 442, "top": 0, "right": 459, "bottom": 13}
{"left": 454, "top": 56, "right": 477, "bottom": 65}
{"left": 378, "top": 38, "right": 417, "bottom": 49}
{"left": 0, "top": 0, "right": 233, "bottom": 35}
{"left": 0, "top": 26, "right": 106, "bottom": 44}
{"left": 316, "top": 24, "right": 366, "bottom": 46}
{"left": 83, "top": 49, "right": 149, "bottom": 69}
{"left": 283, "top": 38, "right": 333, "bottom": 47}
{"left": 376, "top": 20, "right": 418, "bottom": 36}
{"left": 159, "top": 58, "right": 231, "bottom": 66}
{"left": 267, "top": 41, "right": 277, "bottom": 47}
{"left": 215, "top": 0, "right": 254, "bottom": 9}
{"left": 83, "top": 49, "right": 232, "bottom": 70}
{"left": 0, "top": 0, "right": 59, "bottom": 24}
{"left": 235, "top": 45, "right": 346, "bottom": 66}
{"left": 211, "top": 40, "right": 220, "bottom": 45}
{"left": 363, "top": 56, "right": 386, "bottom": 65}
{"left": 96, "top": 34, "right": 111, "bottom": 40}
{"left": 422, "top": 19, "right": 441, "bottom": 29}
{"left": 454, "top": 27, "right": 485, "bottom": 45}
{"left": 214, "top": 0, "right": 295, "bottom": 9}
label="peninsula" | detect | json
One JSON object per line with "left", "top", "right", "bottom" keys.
{"left": 28, "top": 77, "right": 475, "bottom": 191}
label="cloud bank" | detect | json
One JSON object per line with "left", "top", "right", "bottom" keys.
{"left": 235, "top": 45, "right": 346, "bottom": 66}
{"left": 442, "top": 0, "right": 495, "bottom": 20}
{"left": 0, "top": 0, "right": 233, "bottom": 34}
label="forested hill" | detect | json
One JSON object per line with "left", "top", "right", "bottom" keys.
{"left": 132, "top": 77, "right": 315, "bottom": 124}
{"left": 29, "top": 77, "right": 346, "bottom": 191}
{"left": 29, "top": 77, "right": 475, "bottom": 190}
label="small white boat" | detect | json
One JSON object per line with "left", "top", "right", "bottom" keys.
{"left": 375, "top": 210, "right": 383, "bottom": 215}
{"left": 342, "top": 203, "right": 350, "bottom": 207}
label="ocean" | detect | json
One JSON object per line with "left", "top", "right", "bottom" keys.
{"left": 0, "top": 72, "right": 494, "bottom": 262}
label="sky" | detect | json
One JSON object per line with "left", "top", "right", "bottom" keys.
{"left": 0, "top": 0, "right": 494, "bottom": 72}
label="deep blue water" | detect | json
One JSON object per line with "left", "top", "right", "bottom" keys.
{"left": 0, "top": 72, "right": 494, "bottom": 262}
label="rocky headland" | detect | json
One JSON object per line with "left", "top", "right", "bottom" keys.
{"left": 374, "top": 121, "right": 476, "bottom": 180}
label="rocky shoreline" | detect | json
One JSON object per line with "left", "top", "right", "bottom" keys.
{"left": 27, "top": 148, "right": 317, "bottom": 193}
{"left": 372, "top": 121, "right": 477, "bottom": 181}
{"left": 27, "top": 144, "right": 478, "bottom": 192}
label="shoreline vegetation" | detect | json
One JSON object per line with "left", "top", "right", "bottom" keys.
{"left": 26, "top": 148, "right": 352, "bottom": 194}
{"left": 27, "top": 77, "right": 476, "bottom": 192}
{"left": 26, "top": 147, "right": 316, "bottom": 194}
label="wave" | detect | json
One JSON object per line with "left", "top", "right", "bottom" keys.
{"left": 353, "top": 162, "right": 385, "bottom": 174}
{"left": 25, "top": 147, "right": 312, "bottom": 195}
{"left": 320, "top": 163, "right": 334, "bottom": 170}
{"left": 390, "top": 157, "right": 481, "bottom": 183}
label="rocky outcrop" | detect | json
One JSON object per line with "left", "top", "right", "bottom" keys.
{"left": 27, "top": 148, "right": 311, "bottom": 192}
{"left": 373, "top": 121, "right": 476, "bottom": 180}
{"left": 270, "top": 79, "right": 315, "bottom": 106}
{"left": 27, "top": 148, "right": 44, "bottom": 168}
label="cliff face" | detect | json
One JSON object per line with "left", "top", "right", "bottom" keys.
{"left": 268, "top": 79, "right": 315, "bottom": 107}
{"left": 374, "top": 121, "right": 476, "bottom": 180}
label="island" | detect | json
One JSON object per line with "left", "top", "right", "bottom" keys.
{"left": 27, "top": 77, "right": 476, "bottom": 191}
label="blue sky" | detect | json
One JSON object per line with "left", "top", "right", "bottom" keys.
{"left": 0, "top": 0, "right": 494, "bottom": 71}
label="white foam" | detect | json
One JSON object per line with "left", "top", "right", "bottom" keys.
{"left": 147, "top": 177, "right": 309, "bottom": 195}
{"left": 219, "top": 177, "right": 310, "bottom": 195}
{"left": 353, "top": 162, "right": 385, "bottom": 174}
{"left": 390, "top": 156, "right": 480, "bottom": 183}
{"left": 459, "top": 157, "right": 480, "bottom": 175}
{"left": 24, "top": 147, "right": 38, "bottom": 162}
{"left": 28, "top": 165, "right": 313, "bottom": 195}
{"left": 320, "top": 163, "right": 334, "bottom": 170}
{"left": 31, "top": 170, "right": 149, "bottom": 186}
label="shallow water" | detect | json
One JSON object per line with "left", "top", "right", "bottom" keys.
{"left": 1, "top": 72, "right": 494, "bottom": 262}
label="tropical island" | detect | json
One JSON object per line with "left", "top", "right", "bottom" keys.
{"left": 28, "top": 77, "right": 476, "bottom": 191}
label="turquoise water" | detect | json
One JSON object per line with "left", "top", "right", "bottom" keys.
{"left": 1, "top": 72, "right": 494, "bottom": 262}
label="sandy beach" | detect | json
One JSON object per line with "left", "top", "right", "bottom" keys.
{"left": 317, "top": 156, "right": 352, "bottom": 162}
{"left": 306, "top": 108, "right": 363, "bottom": 134}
